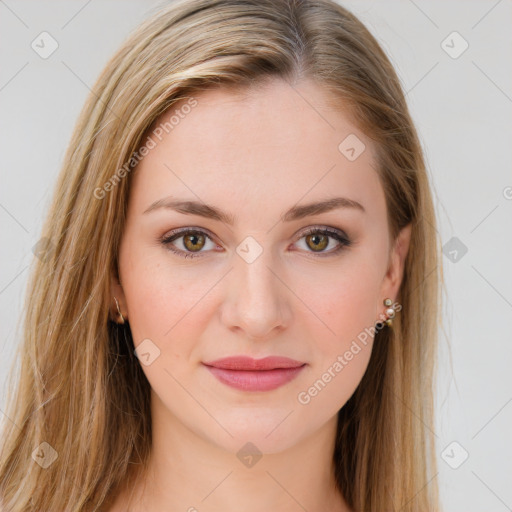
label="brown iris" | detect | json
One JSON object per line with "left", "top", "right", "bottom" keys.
{"left": 183, "top": 233, "right": 206, "bottom": 252}
{"left": 305, "top": 233, "right": 328, "bottom": 251}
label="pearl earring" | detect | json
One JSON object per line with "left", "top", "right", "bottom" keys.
{"left": 376, "top": 297, "right": 397, "bottom": 329}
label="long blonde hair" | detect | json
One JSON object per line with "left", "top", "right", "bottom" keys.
{"left": 0, "top": 0, "right": 442, "bottom": 510}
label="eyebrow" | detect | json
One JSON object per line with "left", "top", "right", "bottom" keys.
{"left": 143, "top": 196, "right": 365, "bottom": 224}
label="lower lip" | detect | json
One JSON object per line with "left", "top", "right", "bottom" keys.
{"left": 204, "top": 365, "right": 305, "bottom": 392}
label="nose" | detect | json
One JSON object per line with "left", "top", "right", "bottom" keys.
{"left": 220, "top": 246, "right": 291, "bottom": 340}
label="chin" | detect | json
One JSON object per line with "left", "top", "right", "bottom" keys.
{"left": 198, "top": 410, "right": 310, "bottom": 455}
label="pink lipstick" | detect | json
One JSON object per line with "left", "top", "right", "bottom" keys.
{"left": 202, "top": 356, "right": 306, "bottom": 392}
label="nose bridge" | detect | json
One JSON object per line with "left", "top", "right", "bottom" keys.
{"left": 238, "top": 249, "right": 277, "bottom": 300}
{"left": 222, "top": 239, "right": 289, "bottom": 337}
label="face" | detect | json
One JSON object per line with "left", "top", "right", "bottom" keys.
{"left": 113, "top": 77, "right": 411, "bottom": 454}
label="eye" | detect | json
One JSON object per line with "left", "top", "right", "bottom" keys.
{"left": 294, "top": 227, "right": 351, "bottom": 256}
{"left": 160, "top": 228, "right": 218, "bottom": 259}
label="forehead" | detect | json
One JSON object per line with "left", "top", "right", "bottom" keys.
{"left": 129, "top": 78, "right": 385, "bottom": 222}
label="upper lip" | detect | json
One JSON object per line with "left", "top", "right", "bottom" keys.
{"left": 202, "top": 356, "right": 305, "bottom": 371}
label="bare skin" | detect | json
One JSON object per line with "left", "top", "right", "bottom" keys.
{"left": 108, "top": 77, "right": 411, "bottom": 511}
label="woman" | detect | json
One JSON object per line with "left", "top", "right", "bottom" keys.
{"left": 0, "top": 0, "right": 442, "bottom": 510}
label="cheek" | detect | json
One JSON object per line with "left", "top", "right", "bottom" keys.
{"left": 290, "top": 254, "right": 383, "bottom": 412}
{"left": 293, "top": 258, "right": 383, "bottom": 352}
{"left": 293, "top": 268, "right": 380, "bottom": 416}
{"left": 119, "top": 244, "right": 214, "bottom": 357}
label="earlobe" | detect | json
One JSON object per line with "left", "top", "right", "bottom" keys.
{"left": 113, "top": 297, "right": 126, "bottom": 324}
{"left": 110, "top": 272, "right": 128, "bottom": 323}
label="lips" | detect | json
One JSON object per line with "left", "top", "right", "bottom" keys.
{"left": 202, "top": 356, "right": 306, "bottom": 392}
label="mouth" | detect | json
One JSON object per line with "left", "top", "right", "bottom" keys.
{"left": 202, "top": 356, "right": 306, "bottom": 392}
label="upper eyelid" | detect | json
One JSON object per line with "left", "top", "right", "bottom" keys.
{"left": 163, "top": 227, "right": 218, "bottom": 244}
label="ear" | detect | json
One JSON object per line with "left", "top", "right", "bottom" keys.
{"left": 110, "top": 270, "right": 128, "bottom": 322}
{"left": 379, "top": 222, "right": 412, "bottom": 305}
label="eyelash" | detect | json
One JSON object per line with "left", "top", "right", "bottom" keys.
{"left": 160, "top": 226, "right": 351, "bottom": 260}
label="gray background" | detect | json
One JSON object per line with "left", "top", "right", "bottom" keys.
{"left": 1, "top": 1, "right": 511, "bottom": 510}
